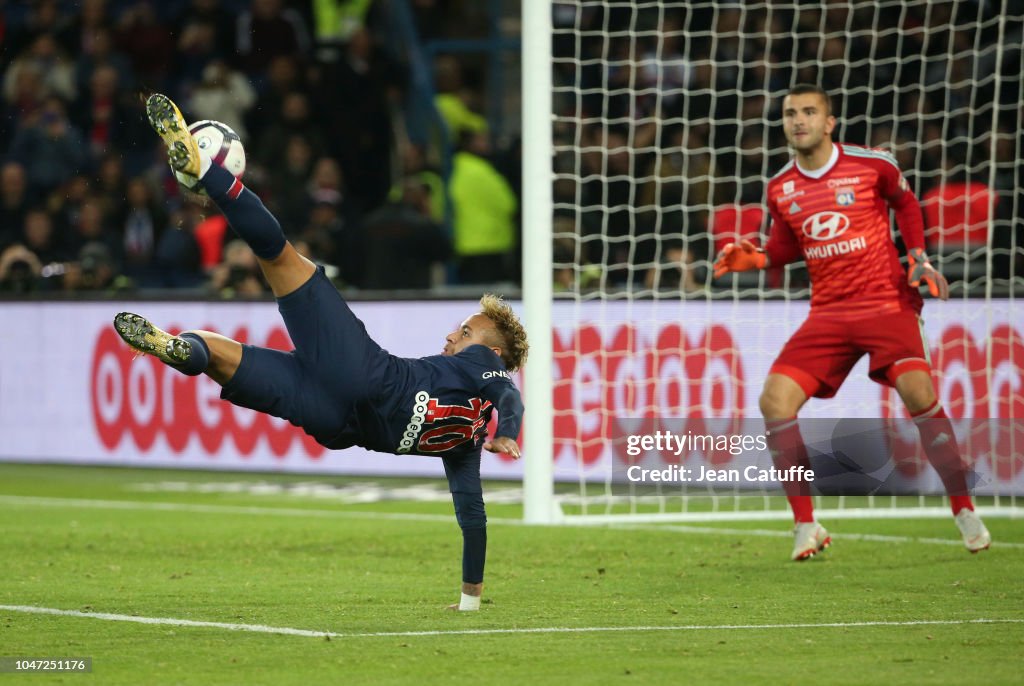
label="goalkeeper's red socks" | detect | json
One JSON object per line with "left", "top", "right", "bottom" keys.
{"left": 912, "top": 401, "right": 974, "bottom": 515}
{"left": 765, "top": 417, "right": 815, "bottom": 523}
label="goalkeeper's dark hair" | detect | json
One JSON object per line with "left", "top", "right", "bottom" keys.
{"left": 479, "top": 293, "right": 528, "bottom": 372}
{"left": 787, "top": 83, "right": 833, "bottom": 116}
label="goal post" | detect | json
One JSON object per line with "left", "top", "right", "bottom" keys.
{"left": 520, "top": 1, "right": 1024, "bottom": 525}
{"left": 522, "top": 0, "right": 556, "bottom": 524}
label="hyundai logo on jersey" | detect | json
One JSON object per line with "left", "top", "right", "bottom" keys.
{"left": 802, "top": 211, "right": 851, "bottom": 241}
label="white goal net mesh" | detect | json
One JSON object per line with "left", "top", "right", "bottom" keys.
{"left": 541, "top": 1, "right": 1023, "bottom": 520}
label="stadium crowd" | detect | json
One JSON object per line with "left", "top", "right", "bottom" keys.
{"left": 1, "top": 2, "right": 1020, "bottom": 296}
{"left": 550, "top": 3, "right": 1023, "bottom": 295}
{"left": 0, "top": 0, "right": 520, "bottom": 294}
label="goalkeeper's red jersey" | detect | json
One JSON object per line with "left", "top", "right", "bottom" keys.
{"left": 764, "top": 143, "right": 924, "bottom": 319}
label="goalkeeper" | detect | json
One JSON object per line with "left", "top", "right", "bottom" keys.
{"left": 715, "top": 84, "right": 990, "bottom": 560}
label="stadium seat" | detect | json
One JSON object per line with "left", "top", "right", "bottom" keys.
{"left": 921, "top": 181, "right": 996, "bottom": 283}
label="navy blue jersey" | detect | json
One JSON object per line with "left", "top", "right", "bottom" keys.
{"left": 328, "top": 344, "right": 523, "bottom": 459}
{"left": 219, "top": 268, "right": 523, "bottom": 464}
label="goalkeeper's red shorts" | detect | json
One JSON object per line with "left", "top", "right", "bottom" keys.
{"left": 769, "top": 309, "right": 932, "bottom": 399}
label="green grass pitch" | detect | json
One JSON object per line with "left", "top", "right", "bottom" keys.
{"left": 1, "top": 463, "right": 1021, "bottom": 685}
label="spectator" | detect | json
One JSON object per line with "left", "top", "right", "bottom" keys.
{"left": 192, "top": 211, "right": 230, "bottom": 272}
{"left": 4, "top": 1, "right": 67, "bottom": 59}
{"left": 301, "top": 188, "right": 363, "bottom": 285}
{"left": 73, "top": 64, "right": 127, "bottom": 160}
{"left": 47, "top": 174, "right": 92, "bottom": 244}
{"left": 448, "top": 130, "right": 518, "bottom": 284}
{"left": 188, "top": 60, "right": 257, "bottom": 142}
{"left": 361, "top": 176, "right": 452, "bottom": 290}
{"left": 576, "top": 126, "right": 642, "bottom": 284}
{"left": 115, "top": 1, "right": 175, "bottom": 87}
{"left": 0, "top": 244, "right": 43, "bottom": 293}
{"left": 119, "top": 177, "right": 167, "bottom": 283}
{"left": 172, "top": 0, "right": 236, "bottom": 60}
{"left": 311, "top": 25, "right": 405, "bottom": 209}
{"left": 73, "top": 25, "right": 134, "bottom": 96}
{"left": 644, "top": 242, "right": 701, "bottom": 294}
{"left": 2, "top": 32, "right": 77, "bottom": 105}
{"left": 244, "top": 55, "right": 307, "bottom": 145}
{"left": 306, "top": 156, "right": 360, "bottom": 231}
{"left": 152, "top": 200, "right": 205, "bottom": 288}
{"left": 9, "top": 96, "right": 88, "bottom": 197}
{"left": 235, "top": 0, "right": 311, "bottom": 78}
{"left": 310, "top": 0, "right": 377, "bottom": 62}
{"left": 433, "top": 55, "right": 487, "bottom": 142}
{"left": 390, "top": 143, "right": 446, "bottom": 224}
{"left": 64, "top": 241, "right": 119, "bottom": 292}
{"left": 266, "top": 134, "right": 316, "bottom": 233}
{"left": 95, "top": 153, "right": 127, "bottom": 218}
{"left": 0, "top": 162, "right": 31, "bottom": 249}
{"left": 67, "top": 195, "right": 120, "bottom": 269}
{"left": 552, "top": 229, "right": 601, "bottom": 294}
{"left": 173, "top": 17, "right": 222, "bottom": 93}
{"left": 1, "top": 60, "right": 48, "bottom": 150}
{"left": 255, "top": 91, "right": 326, "bottom": 175}
{"left": 207, "top": 239, "right": 265, "bottom": 297}
{"left": 56, "top": 0, "right": 109, "bottom": 59}
{"left": 21, "top": 206, "right": 71, "bottom": 266}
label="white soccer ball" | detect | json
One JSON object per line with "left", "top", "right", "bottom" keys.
{"left": 173, "top": 119, "right": 246, "bottom": 193}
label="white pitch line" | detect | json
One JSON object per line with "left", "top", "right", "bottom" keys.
{"left": 2, "top": 494, "right": 1024, "bottom": 549}
{"left": 1, "top": 605, "right": 1021, "bottom": 640}
{"left": 0, "top": 495, "right": 482, "bottom": 525}
{"left": 620, "top": 523, "right": 1024, "bottom": 550}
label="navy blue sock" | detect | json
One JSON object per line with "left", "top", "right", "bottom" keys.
{"left": 461, "top": 526, "right": 487, "bottom": 585}
{"left": 452, "top": 491, "right": 487, "bottom": 584}
{"left": 200, "top": 164, "right": 287, "bottom": 260}
{"left": 177, "top": 332, "right": 210, "bottom": 376}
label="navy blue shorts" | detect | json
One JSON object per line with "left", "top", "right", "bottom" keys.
{"left": 219, "top": 267, "right": 483, "bottom": 497}
{"left": 220, "top": 267, "right": 389, "bottom": 445}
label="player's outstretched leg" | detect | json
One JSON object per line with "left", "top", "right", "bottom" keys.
{"left": 146, "top": 94, "right": 200, "bottom": 178}
{"left": 113, "top": 312, "right": 241, "bottom": 383}
{"left": 145, "top": 92, "right": 314, "bottom": 297}
{"left": 114, "top": 313, "right": 194, "bottom": 367}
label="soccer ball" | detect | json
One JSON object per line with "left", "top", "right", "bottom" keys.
{"left": 173, "top": 120, "right": 246, "bottom": 193}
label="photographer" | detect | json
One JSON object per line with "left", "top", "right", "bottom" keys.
{"left": 0, "top": 244, "right": 42, "bottom": 293}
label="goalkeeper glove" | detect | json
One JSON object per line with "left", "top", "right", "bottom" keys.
{"left": 713, "top": 240, "right": 766, "bottom": 278}
{"left": 907, "top": 248, "right": 949, "bottom": 300}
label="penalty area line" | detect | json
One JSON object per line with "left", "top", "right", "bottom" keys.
{"left": 0, "top": 605, "right": 1021, "bottom": 639}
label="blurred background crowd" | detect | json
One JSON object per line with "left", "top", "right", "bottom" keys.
{"left": 0, "top": 1, "right": 1021, "bottom": 297}
{"left": 549, "top": 2, "right": 1024, "bottom": 295}
{"left": 0, "top": 0, "right": 522, "bottom": 296}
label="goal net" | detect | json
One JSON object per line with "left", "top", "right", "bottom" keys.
{"left": 522, "top": 1, "right": 1024, "bottom": 523}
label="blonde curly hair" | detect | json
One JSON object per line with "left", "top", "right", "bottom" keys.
{"left": 478, "top": 293, "right": 529, "bottom": 372}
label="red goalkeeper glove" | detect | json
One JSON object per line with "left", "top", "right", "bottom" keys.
{"left": 713, "top": 240, "right": 766, "bottom": 278}
{"left": 907, "top": 248, "right": 949, "bottom": 300}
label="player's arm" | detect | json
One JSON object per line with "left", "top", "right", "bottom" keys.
{"left": 457, "top": 345, "right": 525, "bottom": 458}
{"left": 713, "top": 205, "right": 800, "bottom": 277}
{"left": 481, "top": 383, "right": 523, "bottom": 459}
{"left": 882, "top": 166, "right": 949, "bottom": 300}
{"left": 443, "top": 456, "right": 487, "bottom": 612}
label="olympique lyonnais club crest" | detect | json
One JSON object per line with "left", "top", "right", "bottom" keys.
{"left": 835, "top": 187, "right": 856, "bottom": 206}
